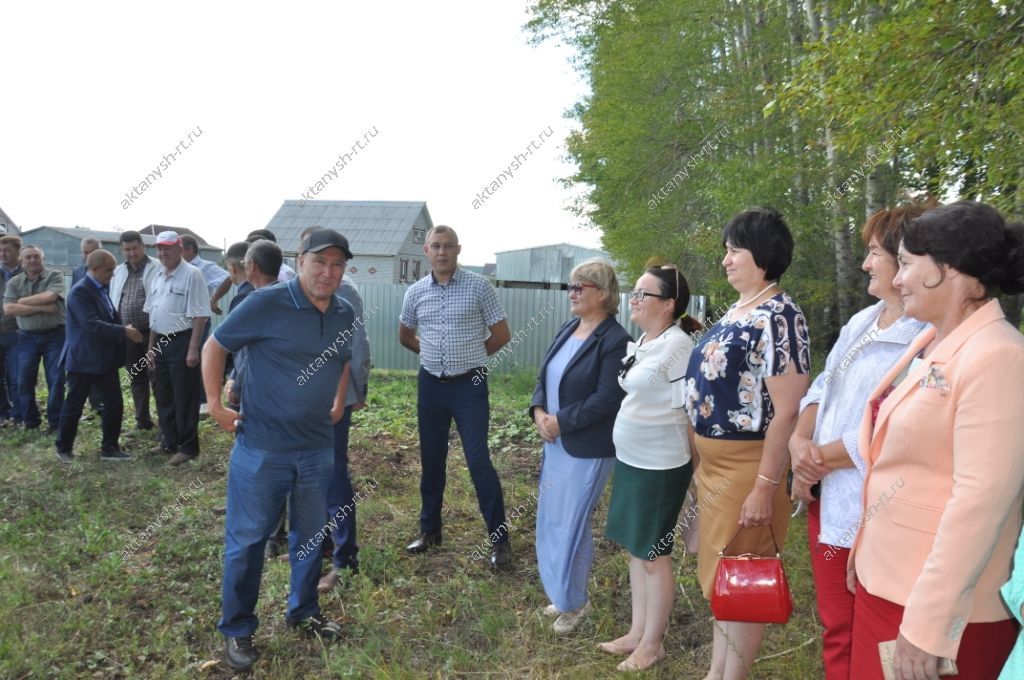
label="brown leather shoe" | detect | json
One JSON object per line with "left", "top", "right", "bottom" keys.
{"left": 167, "top": 452, "right": 196, "bottom": 466}
{"left": 405, "top": 532, "right": 442, "bottom": 554}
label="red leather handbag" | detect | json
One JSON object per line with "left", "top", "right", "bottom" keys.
{"left": 710, "top": 526, "right": 793, "bottom": 624}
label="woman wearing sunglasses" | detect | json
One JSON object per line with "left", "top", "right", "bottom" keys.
{"left": 599, "top": 263, "right": 703, "bottom": 672}
{"left": 529, "top": 260, "right": 631, "bottom": 634}
{"left": 683, "top": 208, "right": 810, "bottom": 680}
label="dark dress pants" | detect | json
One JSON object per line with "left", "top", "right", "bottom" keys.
{"left": 123, "top": 331, "right": 154, "bottom": 427}
{"left": 57, "top": 370, "right": 123, "bottom": 453}
{"left": 417, "top": 368, "right": 507, "bottom": 538}
{"left": 153, "top": 331, "right": 201, "bottom": 456}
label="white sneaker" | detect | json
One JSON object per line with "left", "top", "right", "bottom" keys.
{"left": 552, "top": 600, "right": 592, "bottom": 633}
{"left": 539, "top": 603, "right": 559, "bottom": 618}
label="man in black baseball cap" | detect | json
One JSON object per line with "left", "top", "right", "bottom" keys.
{"left": 302, "top": 229, "right": 354, "bottom": 260}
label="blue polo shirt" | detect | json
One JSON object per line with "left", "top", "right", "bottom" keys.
{"left": 212, "top": 276, "right": 354, "bottom": 452}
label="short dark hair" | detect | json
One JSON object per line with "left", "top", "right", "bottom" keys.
{"left": 246, "top": 229, "right": 277, "bottom": 243}
{"left": 119, "top": 230, "right": 143, "bottom": 245}
{"left": 903, "top": 201, "right": 1024, "bottom": 297}
{"left": 224, "top": 242, "right": 249, "bottom": 270}
{"left": 245, "top": 239, "right": 282, "bottom": 279}
{"left": 721, "top": 207, "right": 794, "bottom": 281}
{"left": 180, "top": 235, "right": 199, "bottom": 252}
{"left": 299, "top": 225, "right": 324, "bottom": 247}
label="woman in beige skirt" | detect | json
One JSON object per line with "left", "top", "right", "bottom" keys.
{"left": 682, "top": 208, "right": 811, "bottom": 680}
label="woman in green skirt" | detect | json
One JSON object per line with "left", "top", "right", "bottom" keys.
{"left": 600, "top": 264, "right": 702, "bottom": 672}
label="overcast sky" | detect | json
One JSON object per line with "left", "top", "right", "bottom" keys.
{"left": 0, "top": 1, "right": 600, "bottom": 265}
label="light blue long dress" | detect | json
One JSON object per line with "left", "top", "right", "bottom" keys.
{"left": 535, "top": 336, "right": 616, "bottom": 613}
{"left": 999, "top": 527, "right": 1024, "bottom": 679}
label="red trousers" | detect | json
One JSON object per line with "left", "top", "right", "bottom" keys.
{"left": 850, "top": 582, "right": 1018, "bottom": 679}
{"left": 808, "top": 501, "right": 855, "bottom": 680}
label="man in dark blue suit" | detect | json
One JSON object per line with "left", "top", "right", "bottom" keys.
{"left": 71, "top": 237, "right": 105, "bottom": 417}
{"left": 56, "top": 249, "right": 143, "bottom": 461}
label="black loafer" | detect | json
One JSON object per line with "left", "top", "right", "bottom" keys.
{"left": 100, "top": 448, "right": 133, "bottom": 461}
{"left": 225, "top": 635, "right": 258, "bottom": 670}
{"left": 405, "top": 532, "right": 442, "bottom": 554}
{"left": 56, "top": 450, "right": 74, "bottom": 462}
{"left": 490, "top": 541, "right": 512, "bottom": 570}
{"left": 287, "top": 612, "right": 342, "bottom": 641}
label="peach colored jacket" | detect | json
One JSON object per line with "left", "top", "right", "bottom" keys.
{"left": 851, "top": 300, "right": 1024, "bottom": 659}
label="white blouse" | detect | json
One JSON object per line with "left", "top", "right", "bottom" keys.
{"left": 799, "top": 301, "right": 928, "bottom": 549}
{"left": 613, "top": 325, "right": 694, "bottom": 470}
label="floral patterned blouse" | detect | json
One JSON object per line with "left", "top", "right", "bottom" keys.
{"left": 684, "top": 292, "right": 810, "bottom": 439}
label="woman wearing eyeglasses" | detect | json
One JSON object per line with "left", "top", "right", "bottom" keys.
{"left": 683, "top": 208, "right": 810, "bottom": 680}
{"left": 598, "top": 263, "right": 703, "bottom": 672}
{"left": 530, "top": 260, "right": 632, "bottom": 634}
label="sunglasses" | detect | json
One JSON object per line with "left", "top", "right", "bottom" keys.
{"left": 567, "top": 282, "right": 599, "bottom": 294}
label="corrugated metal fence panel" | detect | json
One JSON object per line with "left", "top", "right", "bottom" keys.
{"left": 356, "top": 283, "right": 706, "bottom": 374}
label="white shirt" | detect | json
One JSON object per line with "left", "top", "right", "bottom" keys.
{"left": 278, "top": 263, "right": 296, "bottom": 282}
{"left": 799, "top": 301, "right": 927, "bottom": 548}
{"left": 144, "top": 261, "right": 212, "bottom": 334}
{"left": 613, "top": 325, "right": 694, "bottom": 469}
{"left": 187, "top": 254, "right": 229, "bottom": 294}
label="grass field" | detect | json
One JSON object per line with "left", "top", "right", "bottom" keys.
{"left": 0, "top": 370, "right": 824, "bottom": 678}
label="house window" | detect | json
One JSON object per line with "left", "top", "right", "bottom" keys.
{"left": 400, "top": 258, "right": 409, "bottom": 282}
{"left": 412, "top": 260, "right": 421, "bottom": 280}
{"left": 413, "top": 227, "right": 425, "bottom": 244}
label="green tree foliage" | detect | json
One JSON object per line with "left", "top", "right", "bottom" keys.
{"left": 528, "top": 0, "right": 1023, "bottom": 342}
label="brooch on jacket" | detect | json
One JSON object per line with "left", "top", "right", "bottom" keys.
{"left": 920, "top": 365, "right": 950, "bottom": 395}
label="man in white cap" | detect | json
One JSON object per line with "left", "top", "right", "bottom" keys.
{"left": 144, "top": 230, "right": 211, "bottom": 465}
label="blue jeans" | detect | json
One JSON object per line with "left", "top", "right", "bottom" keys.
{"left": 218, "top": 437, "right": 333, "bottom": 638}
{"left": 417, "top": 368, "right": 507, "bottom": 538}
{"left": 327, "top": 406, "right": 358, "bottom": 570}
{"left": 16, "top": 328, "right": 65, "bottom": 429}
{"left": 0, "top": 331, "right": 19, "bottom": 421}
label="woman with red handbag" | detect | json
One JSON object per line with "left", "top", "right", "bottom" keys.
{"left": 787, "top": 205, "right": 930, "bottom": 679}
{"left": 682, "top": 208, "right": 811, "bottom": 680}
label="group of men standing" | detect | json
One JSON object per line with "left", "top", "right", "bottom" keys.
{"left": 0, "top": 222, "right": 520, "bottom": 673}
{"left": 0, "top": 228, "right": 284, "bottom": 464}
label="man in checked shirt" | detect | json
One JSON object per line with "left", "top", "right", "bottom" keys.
{"left": 399, "top": 225, "right": 513, "bottom": 569}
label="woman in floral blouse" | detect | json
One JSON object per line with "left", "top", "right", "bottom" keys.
{"left": 683, "top": 208, "right": 811, "bottom": 680}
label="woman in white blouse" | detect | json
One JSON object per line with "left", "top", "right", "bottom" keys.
{"left": 788, "top": 205, "right": 930, "bottom": 680}
{"left": 599, "top": 264, "right": 703, "bottom": 672}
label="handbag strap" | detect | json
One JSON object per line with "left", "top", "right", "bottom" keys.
{"left": 720, "top": 525, "right": 782, "bottom": 557}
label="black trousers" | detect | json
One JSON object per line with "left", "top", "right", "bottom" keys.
{"left": 153, "top": 331, "right": 201, "bottom": 456}
{"left": 123, "top": 331, "right": 154, "bottom": 426}
{"left": 56, "top": 369, "right": 123, "bottom": 453}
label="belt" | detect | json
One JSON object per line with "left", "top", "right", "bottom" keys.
{"left": 431, "top": 367, "right": 483, "bottom": 383}
{"left": 21, "top": 325, "right": 64, "bottom": 335}
{"left": 154, "top": 328, "right": 193, "bottom": 342}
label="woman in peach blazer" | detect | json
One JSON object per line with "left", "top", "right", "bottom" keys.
{"left": 847, "top": 201, "right": 1024, "bottom": 680}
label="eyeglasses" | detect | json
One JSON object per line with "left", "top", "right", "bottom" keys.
{"left": 567, "top": 282, "right": 599, "bottom": 294}
{"left": 629, "top": 289, "right": 670, "bottom": 302}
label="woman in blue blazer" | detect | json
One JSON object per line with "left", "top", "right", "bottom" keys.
{"left": 529, "top": 259, "right": 631, "bottom": 634}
